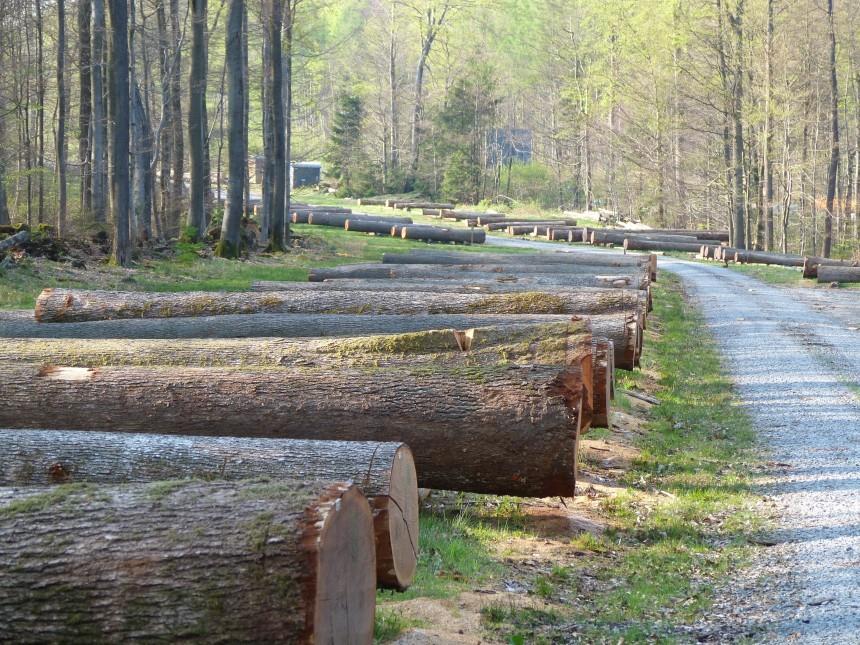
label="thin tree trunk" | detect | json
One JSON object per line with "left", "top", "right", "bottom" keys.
{"left": 823, "top": 0, "right": 839, "bottom": 258}
{"left": 187, "top": 0, "right": 207, "bottom": 238}
{"left": 284, "top": 0, "right": 295, "bottom": 245}
{"left": 389, "top": 2, "right": 398, "bottom": 171}
{"left": 169, "top": 0, "right": 184, "bottom": 234}
{"left": 91, "top": 0, "right": 108, "bottom": 224}
{"left": 242, "top": 2, "right": 251, "bottom": 218}
{"left": 108, "top": 0, "right": 131, "bottom": 266}
{"left": 216, "top": 0, "right": 244, "bottom": 258}
{"left": 268, "top": 0, "right": 286, "bottom": 250}
{"left": 77, "top": 0, "right": 92, "bottom": 218}
{"left": 35, "top": 0, "right": 45, "bottom": 225}
{"left": 731, "top": 0, "right": 746, "bottom": 249}
{"left": 56, "top": 0, "right": 68, "bottom": 237}
{"left": 763, "top": 0, "right": 774, "bottom": 250}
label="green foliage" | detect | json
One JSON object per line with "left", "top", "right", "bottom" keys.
{"left": 326, "top": 93, "right": 378, "bottom": 197}
{"left": 179, "top": 226, "right": 200, "bottom": 244}
{"left": 374, "top": 610, "right": 423, "bottom": 643}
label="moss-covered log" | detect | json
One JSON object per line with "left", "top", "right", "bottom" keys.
{"left": 1, "top": 311, "right": 640, "bottom": 370}
{"left": 0, "top": 431, "right": 417, "bottom": 590}
{"left": 0, "top": 480, "right": 375, "bottom": 643}
{"left": 0, "top": 360, "right": 584, "bottom": 496}
{"left": 34, "top": 287, "right": 646, "bottom": 322}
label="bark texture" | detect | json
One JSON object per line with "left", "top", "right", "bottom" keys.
{"left": 400, "top": 226, "right": 486, "bottom": 244}
{"left": 0, "top": 431, "right": 417, "bottom": 590}
{"left": 308, "top": 263, "right": 648, "bottom": 283}
{"left": 307, "top": 213, "right": 411, "bottom": 227}
{"left": 0, "top": 362, "right": 582, "bottom": 496}
{"left": 816, "top": 266, "right": 860, "bottom": 283}
{"left": 34, "top": 288, "right": 646, "bottom": 322}
{"left": 0, "top": 480, "right": 375, "bottom": 643}
{"left": 382, "top": 250, "right": 651, "bottom": 268}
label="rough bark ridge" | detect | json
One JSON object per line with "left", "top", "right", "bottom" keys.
{"left": 1, "top": 363, "right": 582, "bottom": 497}
{"left": 0, "top": 480, "right": 375, "bottom": 643}
{"left": 382, "top": 250, "right": 651, "bottom": 268}
{"left": 34, "top": 288, "right": 646, "bottom": 322}
{"left": 0, "top": 431, "right": 417, "bottom": 590}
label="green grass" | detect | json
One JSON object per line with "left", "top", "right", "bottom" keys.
{"left": 724, "top": 262, "right": 809, "bottom": 286}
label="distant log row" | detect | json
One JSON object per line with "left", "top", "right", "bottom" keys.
{"left": 34, "top": 287, "right": 646, "bottom": 322}
{"left": 0, "top": 430, "right": 417, "bottom": 590}
{"left": 0, "top": 361, "right": 583, "bottom": 497}
{"left": 0, "top": 480, "right": 375, "bottom": 643}
{"left": 306, "top": 212, "right": 413, "bottom": 227}
{"left": 803, "top": 256, "right": 860, "bottom": 278}
{"left": 485, "top": 219, "right": 577, "bottom": 231}
{"left": 381, "top": 250, "right": 651, "bottom": 269}
{"left": 262, "top": 274, "right": 645, "bottom": 291}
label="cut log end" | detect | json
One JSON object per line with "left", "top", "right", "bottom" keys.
{"left": 375, "top": 444, "right": 420, "bottom": 590}
{"left": 314, "top": 483, "right": 377, "bottom": 644}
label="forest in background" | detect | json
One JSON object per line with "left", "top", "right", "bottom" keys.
{"left": 0, "top": 0, "right": 858, "bottom": 264}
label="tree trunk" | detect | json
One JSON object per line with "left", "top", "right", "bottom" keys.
{"left": 267, "top": 0, "right": 286, "bottom": 250}
{"left": 35, "top": 0, "right": 45, "bottom": 224}
{"left": 0, "top": 480, "right": 375, "bottom": 643}
{"left": 823, "top": 0, "right": 840, "bottom": 258}
{"left": 216, "top": 0, "right": 244, "bottom": 258}
{"left": 731, "top": 0, "right": 746, "bottom": 249}
{"left": 107, "top": 0, "right": 131, "bottom": 265}
{"left": 169, "top": 0, "right": 184, "bottom": 234}
{"left": 78, "top": 0, "right": 93, "bottom": 218}
{"left": 0, "top": 430, "right": 416, "bottom": 590}
{"left": 284, "top": 0, "right": 294, "bottom": 244}
{"left": 35, "top": 287, "right": 646, "bottom": 322}
{"left": 763, "top": 0, "right": 774, "bottom": 251}
{"left": 0, "top": 231, "right": 30, "bottom": 253}
{"left": 1, "top": 361, "right": 582, "bottom": 497}
{"left": 56, "top": 0, "right": 68, "bottom": 236}
{"left": 187, "top": 0, "right": 207, "bottom": 239}
{"left": 131, "top": 86, "right": 154, "bottom": 242}
{"left": 91, "top": 0, "right": 108, "bottom": 224}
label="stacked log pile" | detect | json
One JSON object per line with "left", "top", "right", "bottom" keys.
{"left": 2, "top": 242, "right": 662, "bottom": 637}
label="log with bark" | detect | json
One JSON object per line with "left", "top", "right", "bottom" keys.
{"left": 507, "top": 225, "right": 541, "bottom": 235}
{"left": 0, "top": 431, "right": 418, "bottom": 590}
{"left": 622, "top": 238, "right": 704, "bottom": 253}
{"left": 307, "top": 212, "right": 412, "bottom": 227}
{"left": 802, "top": 256, "right": 860, "bottom": 278}
{"left": 591, "top": 338, "right": 613, "bottom": 428}
{"left": 0, "top": 479, "right": 376, "bottom": 643}
{"left": 0, "top": 360, "right": 583, "bottom": 496}
{"left": 382, "top": 249, "right": 652, "bottom": 267}
{"left": 485, "top": 220, "right": 577, "bottom": 231}
{"left": 34, "top": 287, "right": 645, "bottom": 322}
{"left": 591, "top": 231, "right": 705, "bottom": 245}
{"left": 629, "top": 228, "right": 730, "bottom": 242}
{"left": 816, "top": 265, "right": 860, "bottom": 283}
{"left": 2, "top": 310, "right": 640, "bottom": 369}
{"left": 0, "top": 230, "right": 30, "bottom": 254}
{"left": 260, "top": 275, "right": 645, "bottom": 292}
{"left": 732, "top": 249, "right": 804, "bottom": 266}
{"left": 400, "top": 225, "right": 486, "bottom": 244}
{"left": 356, "top": 197, "right": 389, "bottom": 206}
{"left": 392, "top": 201, "right": 454, "bottom": 210}
{"left": 344, "top": 219, "right": 400, "bottom": 235}
{"left": 307, "top": 262, "right": 649, "bottom": 285}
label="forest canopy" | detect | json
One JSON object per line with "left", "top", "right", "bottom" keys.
{"left": 0, "top": 0, "right": 857, "bottom": 262}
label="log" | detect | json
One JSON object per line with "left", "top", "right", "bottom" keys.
{"left": 0, "top": 430, "right": 418, "bottom": 590}
{"left": 260, "top": 275, "right": 645, "bottom": 292}
{"left": 802, "top": 255, "right": 859, "bottom": 278}
{"left": 34, "top": 287, "right": 644, "bottom": 322}
{"left": 382, "top": 250, "right": 650, "bottom": 268}
{"left": 291, "top": 207, "right": 352, "bottom": 223}
{"left": 591, "top": 231, "right": 702, "bottom": 245}
{"left": 816, "top": 265, "right": 860, "bottom": 283}
{"left": 400, "top": 225, "right": 486, "bottom": 244}
{"left": 0, "top": 479, "right": 375, "bottom": 643}
{"left": 622, "top": 228, "right": 730, "bottom": 242}
{"left": 622, "top": 238, "right": 704, "bottom": 253}
{"left": 485, "top": 220, "right": 576, "bottom": 231}
{"left": 476, "top": 215, "right": 512, "bottom": 226}
{"left": 0, "top": 361, "right": 583, "bottom": 496}
{"left": 531, "top": 225, "right": 580, "bottom": 237}
{"left": 1, "top": 310, "right": 641, "bottom": 370}
{"left": 0, "top": 230, "right": 30, "bottom": 253}
{"left": 591, "top": 338, "right": 613, "bottom": 428}
{"left": 732, "top": 249, "right": 804, "bottom": 266}
{"left": 307, "top": 212, "right": 412, "bottom": 227}
{"left": 308, "top": 262, "right": 649, "bottom": 284}
{"left": 507, "top": 225, "right": 541, "bottom": 235}
{"left": 345, "top": 219, "right": 400, "bottom": 235}
{"left": 356, "top": 197, "right": 389, "bottom": 206}
{"left": 392, "top": 201, "right": 454, "bottom": 210}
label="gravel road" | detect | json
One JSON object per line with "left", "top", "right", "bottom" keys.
{"left": 490, "top": 237, "right": 860, "bottom": 641}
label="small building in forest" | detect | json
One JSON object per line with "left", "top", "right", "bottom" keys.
{"left": 488, "top": 128, "right": 532, "bottom": 165}
{"left": 291, "top": 162, "right": 322, "bottom": 188}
